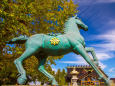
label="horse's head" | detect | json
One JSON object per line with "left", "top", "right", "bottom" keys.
{"left": 73, "top": 15, "right": 88, "bottom": 31}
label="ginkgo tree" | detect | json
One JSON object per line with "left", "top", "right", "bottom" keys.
{"left": 0, "top": 0, "right": 78, "bottom": 84}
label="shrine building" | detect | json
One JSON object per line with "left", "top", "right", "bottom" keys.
{"left": 110, "top": 78, "right": 115, "bottom": 86}
{"left": 66, "top": 65, "right": 108, "bottom": 86}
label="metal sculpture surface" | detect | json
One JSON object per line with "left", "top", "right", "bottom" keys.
{"left": 7, "top": 15, "right": 109, "bottom": 85}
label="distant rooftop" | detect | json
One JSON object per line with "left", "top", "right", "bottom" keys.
{"left": 66, "top": 65, "right": 108, "bottom": 78}
{"left": 110, "top": 78, "right": 115, "bottom": 80}
{"left": 67, "top": 65, "right": 101, "bottom": 68}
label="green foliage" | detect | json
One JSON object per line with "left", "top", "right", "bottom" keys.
{"left": 55, "top": 68, "right": 67, "bottom": 85}
{"left": 0, "top": 0, "right": 78, "bottom": 84}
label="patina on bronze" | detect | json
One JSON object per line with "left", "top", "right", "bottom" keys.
{"left": 6, "top": 15, "right": 109, "bottom": 86}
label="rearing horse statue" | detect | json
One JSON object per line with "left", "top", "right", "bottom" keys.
{"left": 7, "top": 15, "right": 109, "bottom": 85}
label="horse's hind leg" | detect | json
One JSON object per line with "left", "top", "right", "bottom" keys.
{"left": 14, "top": 48, "right": 37, "bottom": 84}
{"left": 73, "top": 43, "right": 109, "bottom": 86}
{"left": 36, "top": 55, "right": 58, "bottom": 85}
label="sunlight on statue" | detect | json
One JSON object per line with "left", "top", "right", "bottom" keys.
{"left": 6, "top": 14, "right": 109, "bottom": 86}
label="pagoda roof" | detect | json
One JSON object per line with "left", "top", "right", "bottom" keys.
{"left": 67, "top": 65, "right": 108, "bottom": 79}
{"left": 110, "top": 78, "right": 115, "bottom": 80}
{"left": 67, "top": 65, "right": 92, "bottom": 68}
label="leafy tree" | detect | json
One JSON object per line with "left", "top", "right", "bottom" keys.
{"left": 0, "top": 0, "right": 78, "bottom": 84}
{"left": 55, "top": 68, "right": 67, "bottom": 85}
{"left": 55, "top": 69, "right": 61, "bottom": 84}
{"left": 60, "top": 69, "right": 67, "bottom": 85}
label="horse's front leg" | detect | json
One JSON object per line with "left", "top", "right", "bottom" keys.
{"left": 73, "top": 43, "right": 109, "bottom": 86}
{"left": 14, "top": 48, "right": 37, "bottom": 84}
{"left": 85, "top": 47, "right": 99, "bottom": 66}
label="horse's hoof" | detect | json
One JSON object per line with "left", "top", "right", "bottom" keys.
{"left": 105, "top": 79, "right": 110, "bottom": 86}
{"left": 106, "top": 82, "right": 110, "bottom": 86}
{"left": 52, "top": 79, "right": 58, "bottom": 85}
{"left": 52, "top": 80, "right": 58, "bottom": 86}
{"left": 98, "top": 77, "right": 101, "bottom": 80}
{"left": 17, "top": 76, "right": 27, "bottom": 85}
{"left": 98, "top": 75, "right": 103, "bottom": 80}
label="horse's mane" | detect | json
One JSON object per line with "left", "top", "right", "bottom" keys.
{"left": 63, "top": 17, "right": 75, "bottom": 33}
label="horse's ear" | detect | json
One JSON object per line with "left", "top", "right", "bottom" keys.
{"left": 74, "top": 14, "right": 78, "bottom": 19}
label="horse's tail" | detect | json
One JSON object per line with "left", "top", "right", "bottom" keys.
{"left": 6, "top": 35, "right": 29, "bottom": 44}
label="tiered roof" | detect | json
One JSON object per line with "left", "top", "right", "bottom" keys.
{"left": 66, "top": 65, "right": 108, "bottom": 80}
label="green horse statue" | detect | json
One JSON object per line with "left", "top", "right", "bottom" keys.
{"left": 7, "top": 15, "right": 109, "bottom": 85}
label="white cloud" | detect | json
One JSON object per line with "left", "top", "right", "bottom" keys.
{"left": 51, "top": 65, "right": 57, "bottom": 73}
{"left": 60, "top": 54, "right": 107, "bottom": 69}
{"left": 52, "top": 68, "right": 57, "bottom": 72}
{"left": 91, "top": 43, "right": 115, "bottom": 51}
{"left": 60, "top": 54, "right": 88, "bottom": 65}
{"left": 89, "top": 28, "right": 115, "bottom": 52}
{"left": 109, "top": 68, "right": 115, "bottom": 73}
{"left": 60, "top": 60, "right": 87, "bottom": 64}
{"left": 108, "top": 20, "right": 115, "bottom": 25}
{"left": 96, "top": 53, "right": 112, "bottom": 60}
{"left": 96, "top": 29, "right": 115, "bottom": 42}
{"left": 96, "top": 0, "right": 115, "bottom": 3}
{"left": 99, "top": 61, "right": 107, "bottom": 69}
{"left": 73, "top": 0, "right": 115, "bottom": 5}
{"left": 73, "top": 0, "right": 96, "bottom": 5}
{"left": 60, "top": 61, "right": 107, "bottom": 69}
{"left": 85, "top": 20, "right": 115, "bottom": 72}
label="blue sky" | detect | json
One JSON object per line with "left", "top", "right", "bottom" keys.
{"left": 52, "top": 0, "right": 115, "bottom": 78}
